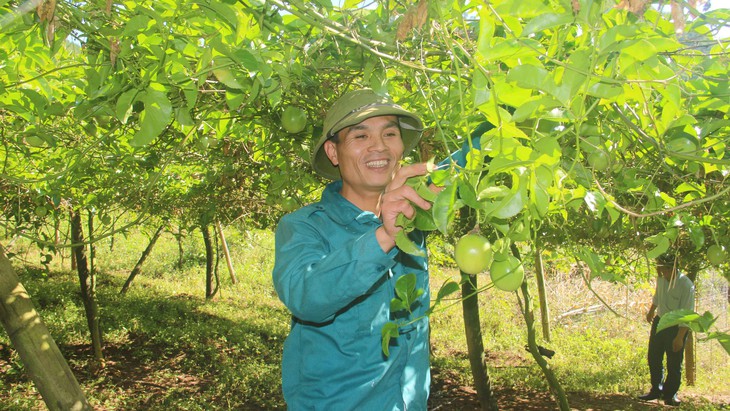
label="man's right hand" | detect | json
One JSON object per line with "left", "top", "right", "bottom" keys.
{"left": 376, "top": 162, "right": 433, "bottom": 251}
{"left": 645, "top": 311, "right": 654, "bottom": 323}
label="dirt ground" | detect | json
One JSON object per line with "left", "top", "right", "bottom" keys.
{"left": 429, "top": 368, "right": 730, "bottom": 410}
{"left": 2, "top": 339, "right": 729, "bottom": 410}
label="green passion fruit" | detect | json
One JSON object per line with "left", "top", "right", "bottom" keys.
{"left": 707, "top": 244, "right": 727, "bottom": 266}
{"left": 490, "top": 255, "right": 525, "bottom": 292}
{"left": 281, "top": 106, "right": 307, "bottom": 134}
{"left": 588, "top": 150, "right": 609, "bottom": 171}
{"left": 454, "top": 234, "right": 493, "bottom": 275}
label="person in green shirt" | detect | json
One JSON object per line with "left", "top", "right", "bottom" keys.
{"left": 272, "top": 89, "right": 434, "bottom": 410}
{"left": 639, "top": 253, "right": 695, "bottom": 407}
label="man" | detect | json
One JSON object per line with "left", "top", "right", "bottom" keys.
{"left": 639, "top": 253, "right": 695, "bottom": 407}
{"left": 272, "top": 89, "right": 434, "bottom": 410}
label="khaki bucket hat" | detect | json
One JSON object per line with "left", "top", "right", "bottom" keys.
{"left": 311, "top": 89, "right": 424, "bottom": 180}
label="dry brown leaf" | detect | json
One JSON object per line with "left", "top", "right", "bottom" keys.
{"left": 396, "top": 0, "right": 429, "bottom": 41}
{"left": 110, "top": 38, "right": 121, "bottom": 67}
{"left": 36, "top": 0, "right": 56, "bottom": 23}
{"left": 615, "top": 0, "right": 648, "bottom": 16}
{"left": 671, "top": 1, "right": 686, "bottom": 33}
{"left": 571, "top": 0, "right": 581, "bottom": 14}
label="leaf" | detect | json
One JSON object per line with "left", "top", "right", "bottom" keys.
{"left": 116, "top": 89, "right": 138, "bottom": 124}
{"left": 586, "top": 81, "right": 623, "bottom": 99}
{"left": 390, "top": 298, "right": 407, "bottom": 313}
{"left": 202, "top": 1, "right": 239, "bottom": 30}
{"left": 432, "top": 183, "right": 457, "bottom": 235}
{"left": 704, "top": 332, "right": 730, "bottom": 356}
{"left": 436, "top": 281, "right": 460, "bottom": 302}
{"left": 521, "top": 12, "right": 574, "bottom": 36}
{"left": 645, "top": 234, "right": 670, "bottom": 259}
{"left": 406, "top": 175, "right": 438, "bottom": 202}
{"left": 213, "top": 67, "right": 244, "bottom": 89}
{"left": 412, "top": 207, "right": 438, "bottom": 231}
{"left": 457, "top": 177, "right": 481, "bottom": 210}
{"left": 395, "top": 273, "right": 418, "bottom": 304}
{"left": 491, "top": 189, "right": 524, "bottom": 219}
{"left": 576, "top": 246, "right": 608, "bottom": 281}
{"left": 657, "top": 310, "right": 716, "bottom": 333}
{"left": 131, "top": 87, "right": 172, "bottom": 147}
{"left": 381, "top": 322, "right": 400, "bottom": 357}
{"left": 507, "top": 64, "right": 551, "bottom": 93}
{"left": 232, "top": 49, "right": 261, "bottom": 73}
{"left": 395, "top": 231, "right": 425, "bottom": 257}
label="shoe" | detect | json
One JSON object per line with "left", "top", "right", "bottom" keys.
{"left": 664, "top": 395, "right": 681, "bottom": 406}
{"left": 638, "top": 391, "right": 662, "bottom": 401}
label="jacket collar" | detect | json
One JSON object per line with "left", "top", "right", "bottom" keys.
{"left": 321, "top": 181, "right": 381, "bottom": 226}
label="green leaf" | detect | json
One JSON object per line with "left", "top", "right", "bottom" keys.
{"left": 122, "top": 15, "right": 152, "bottom": 35}
{"left": 131, "top": 87, "right": 173, "bottom": 147}
{"left": 395, "top": 231, "right": 425, "bottom": 257}
{"left": 381, "top": 322, "right": 400, "bottom": 357}
{"left": 704, "top": 332, "right": 730, "bottom": 356}
{"left": 457, "top": 177, "right": 481, "bottom": 210}
{"left": 507, "top": 64, "right": 550, "bottom": 93}
{"left": 406, "top": 175, "right": 438, "bottom": 202}
{"left": 116, "top": 89, "right": 139, "bottom": 124}
{"left": 436, "top": 281, "right": 460, "bottom": 302}
{"left": 645, "top": 234, "right": 670, "bottom": 259}
{"left": 432, "top": 183, "right": 457, "bottom": 235}
{"left": 586, "top": 82, "right": 623, "bottom": 99}
{"left": 232, "top": 49, "right": 261, "bottom": 73}
{"left": 657, "top": 310, "right": 716, "bottom": 333}
{"left": 412, "top": 207, "right": 438, "bottom": 231}
{"left": 492, "top": 189, "right": 524, "bottom": 220}
{"left": 213, "top": 67, "right": 244, "bottom": 89}
{"left": 390, "top": 298, "right": 407, "bottom": 313}
{"left": 521, "top": 12, "right": 574, "bottom": 37}
{"left": 576, "top": 246, "right": 608, "bottom": 281}
{"left": 203, "top": 1, "right": 239, "bottom": 30}
{"left": 395, "top": 273, "right": 417, "bottom": 304}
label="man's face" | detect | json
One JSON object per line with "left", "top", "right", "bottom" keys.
{"left": 657, "top": 264, "right": 674, "bottom": 280}
{"left": 324, "top": 115, "right": 404, "bottom": 197}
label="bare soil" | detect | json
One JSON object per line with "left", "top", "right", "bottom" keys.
{"left": 6, "top": 340, "right": 724, "bottom": 411}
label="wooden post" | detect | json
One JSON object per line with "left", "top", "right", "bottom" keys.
{"left": 0, "top": 244, "right": 92, "bottom": 411}
{"left": 215, "top": 221, "right": 238, "bottom": 284}
{"left": 534, "top": 243, "right": 551, "bottom": 342}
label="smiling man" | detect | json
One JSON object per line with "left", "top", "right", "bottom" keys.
{"left": 272, "top": 89, "right": 433, "bottom": 410}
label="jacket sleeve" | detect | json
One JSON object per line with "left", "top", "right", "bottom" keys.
{"left": 272, "top": 212, "right": 397, "bottom": 324}
{"left": 436, "top": 121, "right": 492, "bottom": 170}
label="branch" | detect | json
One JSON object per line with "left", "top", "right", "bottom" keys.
{"left": 266, "top": 0, "right": 446, "bottom": 74}
{"left": 593, "top": 176, "right": 730, "bottom": 219}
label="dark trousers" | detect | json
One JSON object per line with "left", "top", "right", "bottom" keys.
{"left": 647, "top": 316, "right": 687, "bottom": 399}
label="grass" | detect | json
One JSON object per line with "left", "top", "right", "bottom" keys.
{"left": 1, "top": 226, "right": 729, "bottom": 410}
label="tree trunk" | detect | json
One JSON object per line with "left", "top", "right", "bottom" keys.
{"left": 0, "top": 244, "right": 92, "bottom": 411}
{"left": 201, "top": 223, "right": 216, "bottom": 299}
{"left": 120, "top": 224, "right": 165, "bottom": 294}
{"left": 533, "top": 242, "right": 551, "bottom": 342}
{"left": 462, "top": 273, "right": 499, "bottom": 411}
{"left": 215, "top": 221, "right": 238, "bottom": 284}
{"left": 685, "top": 268, "right": 698, "bottom": 386}
{"left": 176, "top": 226, "right": 184, "bottom": 269}
{"left": 519, "top": 280, "right": 569, "bottom": 410}
{"left": 70, "top": 210, "right": 104, "bottom": 367}
{"left": 87, "top": 211, "right": 95, "bottom": 279}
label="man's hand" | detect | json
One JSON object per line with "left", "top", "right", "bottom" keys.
{"left": 645, "top": 305, "right": 656, "bottom": 323}
{"left": 375, "top": 162, "right": 433, "bottom": 251}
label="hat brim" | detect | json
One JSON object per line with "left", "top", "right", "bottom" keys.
{"left": 312, "top": 106, "right": 423, "bottom": 180}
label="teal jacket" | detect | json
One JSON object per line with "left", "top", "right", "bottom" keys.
{"left": 273, "top": 181, "right": 431, "bottom": 410}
